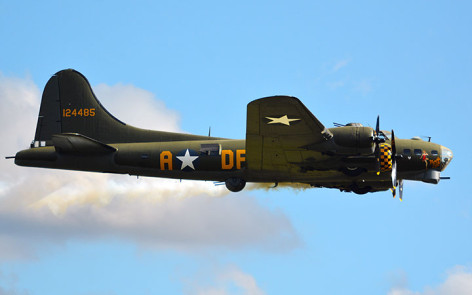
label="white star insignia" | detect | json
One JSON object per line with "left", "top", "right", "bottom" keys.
{"left": 265, "top": 115, "right": 301, "bottom": 126}
{"left": 176, "top": 149, "right": 199, "bottom": 170}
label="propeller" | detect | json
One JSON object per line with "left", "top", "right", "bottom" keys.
{"left": 372, "top": 123, "right": 403, "bottom": 200}
{"left": 391, "top": 180, "right": 404, "bottom": 201}
{"left": 372, "top": 116, "right": 384, "bottom": 175}
{"left": 390, "top": 129, "right": 402, "bottom": 200}
{"left": 399, "top": 179, "right": 404, "bottom": 201}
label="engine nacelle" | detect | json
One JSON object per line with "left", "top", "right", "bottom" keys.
{"left": 329, "top": 126, "right": 375, "bottom": 155}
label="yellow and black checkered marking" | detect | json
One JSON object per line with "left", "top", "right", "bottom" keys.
{"left": 380, "top": 143, "right": 392, "bottom": 172}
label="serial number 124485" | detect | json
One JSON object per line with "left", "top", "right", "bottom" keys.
{"left": 62, "top": 108, "right": 96, "bottom": 117}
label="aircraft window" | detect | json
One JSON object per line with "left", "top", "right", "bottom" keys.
{"left": 414, "top": 149, "right": 422, "bottom": 155}
{"left": 32, "top": 141, "right": 46, "bottom": 148}
{"left": 200, "top": 143, "right": 221, "bottom": 156}
{"left": 403, "top": 149, "right": 411, "bottom": 155}
{"left": 379, "top": 131, "right": 390, "bottom": 140}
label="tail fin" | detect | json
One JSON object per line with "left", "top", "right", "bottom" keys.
{"left": 33, "top": 69, "right": 212, "bottom": 146}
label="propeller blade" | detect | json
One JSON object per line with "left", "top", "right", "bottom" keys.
{"left": 391, "top": 129, "right": 397, "bottom": 198}
{"left": 391, "top": 129, "right": 396, "bottom": 157}
{"left": 373, "top": 116, "right": 383, "bottom": 175}
{"left": 376, "top": 115, "right": 380, "bottom": 136}
{"left": 391, "top": 157, "right": 397, "bottom": 191}
{"left": 399, "top": 179, "right": 404, "bottom": 201}
{"left": 375, "top": 144, "right": 380, "bottom": 175}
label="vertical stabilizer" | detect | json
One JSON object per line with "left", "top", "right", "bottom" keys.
{"left": 32, "top": 69, "right": 218, "bottom": 145}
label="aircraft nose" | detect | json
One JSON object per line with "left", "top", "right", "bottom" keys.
{"left": 440, "top": 146, "right": 453, "bottom": 171}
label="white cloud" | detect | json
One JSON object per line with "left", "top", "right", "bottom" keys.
{"left": 332, "top": 59, "right": 350, "bottom": 72}
{"left": 0, "top": 72, "right": 300, "bottom": 260}
{"left": 93, "top": 83, "right": 181, "bottom": 132}
{"left": 326, "top": 80, "right": 346, "bottom": 90}
{"left": 353, "top": 78, "right": 373, "bottom": 95}
{"left": 388, "top": 266, "right": 472, "bottom": 295}
{"left": 185, "top": 266, "right": 265, "bottom": 295}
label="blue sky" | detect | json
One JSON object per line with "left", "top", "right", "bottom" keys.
{"left": 1, "top": 1, "right": 471, "bottom": 294}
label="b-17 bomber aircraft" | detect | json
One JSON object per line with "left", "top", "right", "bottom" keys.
{"left": 11, "top": 69, "right": 453, "bottom": 200}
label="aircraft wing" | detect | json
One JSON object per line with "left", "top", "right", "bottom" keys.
{"left": 246, "top": 96, "right": 332, "bottom": 173}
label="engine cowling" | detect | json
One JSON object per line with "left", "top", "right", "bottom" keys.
{"left": 379, "top": 143, "right": 392, "bottom": 172}
{"left": 329, "top": 126, "right": 375, "bottom": 155}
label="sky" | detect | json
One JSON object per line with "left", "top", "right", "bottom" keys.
{"left": 1, "top": 1, "right": 471, "bottom": 294}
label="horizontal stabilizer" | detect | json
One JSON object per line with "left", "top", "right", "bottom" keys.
{"left": 52, "top": 133, "right": 117, "bottom": 153}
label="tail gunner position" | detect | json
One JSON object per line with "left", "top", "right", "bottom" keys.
{"left": 12, "top": 70, "right": 453, "bottom": 200}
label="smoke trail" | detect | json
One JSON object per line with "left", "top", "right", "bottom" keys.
{"left": 247, "top": 182, "right": 313, "bottom": 192}
{"left": 29, "top": 172, "right": 229, "bottom": 216}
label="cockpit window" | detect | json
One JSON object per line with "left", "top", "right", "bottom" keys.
{"left": 414, "top": 149, "right": 422, "bottom": 155}
{"left": 403, "top": 149, "right": 411, "bottom": 155}
{"left": 431, "top": 150, "right": 439, "bottom": 156}
{"left": 379, "top": 130, "right": 390, "bottom": 140}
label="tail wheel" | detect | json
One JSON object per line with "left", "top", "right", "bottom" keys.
{"left": 225, "top": 178, "right": 246, "bottom": 192}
